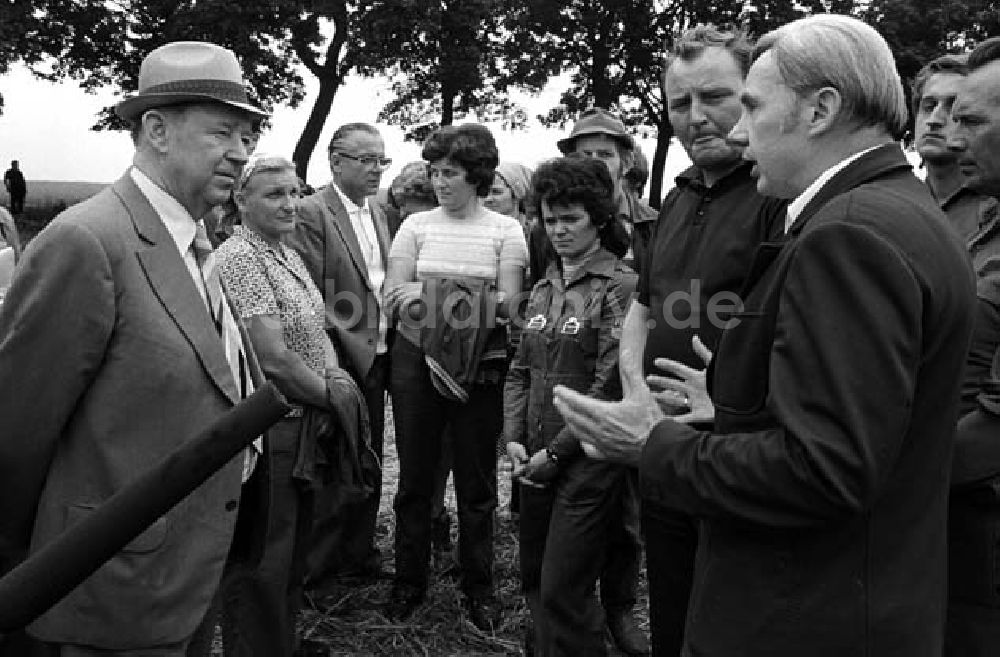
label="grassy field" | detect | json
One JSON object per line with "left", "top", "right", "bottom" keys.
{"left": 1, "top": 180, "right": 107, "bottom": 243}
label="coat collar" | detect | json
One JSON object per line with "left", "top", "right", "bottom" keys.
{"left": 542, "top": 246, "right": 618, "bottom": 288}
{"left": 319, "top": 183, "right": 389, "bottom": 287}
{"left": 113, "top": 171, "right": 242, "bottom": 404}
{"left": 787, "top": 143, "right": 912, "bottom": 237}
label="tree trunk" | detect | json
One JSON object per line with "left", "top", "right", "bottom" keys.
{"left": 649, "top": 119, "right": 673, "bottom": 210}
{"left": 591, "top": 38, "right": 613, "bottom": 107}
{"left": 292, "top": 70, "right": 342, "bottom": 185}
{"left": 441, "top": 86, "right": 456, "bottom": 126}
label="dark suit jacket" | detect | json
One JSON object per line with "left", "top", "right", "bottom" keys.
{"left": 290, "top": 184, "right": 392, "bottom": 383}
{"left": 0, "top": 173, "right": 255, "bottom": 648}
{"left": 639, "top": 144, "right": 976, "bottom": 656}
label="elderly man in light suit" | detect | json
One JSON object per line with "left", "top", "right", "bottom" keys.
{"left": 291, "top": 122, "right": 393, "bottom": 592}
{"left": 0, "top": 42, "right": 266, "bottom": 656}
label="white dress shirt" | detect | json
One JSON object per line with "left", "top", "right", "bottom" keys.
{"left": 333, "top": 184, "right": 388, "bottom": 354}
{"left": 131, "top": 167, "right": 209, "bottom": 305}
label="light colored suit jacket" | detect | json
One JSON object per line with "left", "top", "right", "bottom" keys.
{"left": 0, "top": 172, "right": 253, "bottom": 648}
{"left": 290, "top": 184, "right": 392, "bottom": 382}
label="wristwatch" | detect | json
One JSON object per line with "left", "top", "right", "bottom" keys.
{"left": 544, "top": 447, "right": 560, "bottom": 465}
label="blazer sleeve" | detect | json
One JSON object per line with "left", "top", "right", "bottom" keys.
{"left": 640, "top": 220, "right": 926, "bottom": 527}
{"left": 0, "top": 222, "right": 115, "bottom": 568}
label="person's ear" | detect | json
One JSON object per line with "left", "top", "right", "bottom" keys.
{"left": 620, "top": 149, "right": 635, "bottom": 179}
{"left": 142, "top": 110, "right": 171, "bottom": 154}
{"left": 806, "top": 87, "right": 843, "bottom": 136}
{"left": 234, "top": 188, "right": 249, "bottom": 216}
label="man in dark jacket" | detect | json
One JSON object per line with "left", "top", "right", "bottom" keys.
{"left": 944, "top": 36, "right": 1000, "bottom": 657}
{"left": 556, "top": 14, "right": 975, "bottom": 657}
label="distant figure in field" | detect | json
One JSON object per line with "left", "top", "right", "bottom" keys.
{"left": 4, "top": 160, "right": 26, "bottom": 214}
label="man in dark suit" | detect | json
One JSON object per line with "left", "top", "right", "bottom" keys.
{"left": 0, "top": 42, "right": 266, "bottom": 655}
{"left": 290, "top": 122, "right": 393, "bottom": 591}
{"left": 556, "top": 14, "right": 975, "bottom": 657}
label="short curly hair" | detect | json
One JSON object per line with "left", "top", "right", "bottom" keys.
{"left": 530, "top": 156, "right": 628, "bottom": 256}
{"left": 421, "top": 123, "right": 499, "bottom": 196}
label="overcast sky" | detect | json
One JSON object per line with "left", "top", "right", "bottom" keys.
{"left": 0, "top": 63, "right": 695, "bottom": 193}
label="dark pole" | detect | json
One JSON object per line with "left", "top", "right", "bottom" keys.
{"left": 0, "top": 382, "right": 289, "bottom": 632}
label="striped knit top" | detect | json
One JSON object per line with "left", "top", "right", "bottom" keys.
{"left": 389, "top": 205, "right": 529, "bottom": 281}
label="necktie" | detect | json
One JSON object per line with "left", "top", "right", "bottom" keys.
{"left": 191, "top": 223, "right": 258, "bottom": 479}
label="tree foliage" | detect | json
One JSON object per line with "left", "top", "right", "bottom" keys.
{"left": 28, "top": 0, "right": 306, "bottom": 130}
{"left": 19, "top": 0, "right": 376, "bottom": 181}
{"left": 0, "top": 0, "right": 47, "bottom": 114}
{"left": 353, "top": 0, "right": 536, "bottom": 143}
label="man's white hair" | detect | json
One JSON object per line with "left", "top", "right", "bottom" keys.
{"left": 756, "top": 14, "right": 908, "bottom": 137}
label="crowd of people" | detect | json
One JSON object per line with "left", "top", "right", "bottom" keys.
{"left": 2, "top": 11, "right": 1000, "bottom": 657}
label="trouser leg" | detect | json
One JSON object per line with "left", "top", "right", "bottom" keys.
{"left": 449, "top": 384, "right": 501, "bottom": 599}
{"left": 219, "top": 418, "right": 311, "bottom": 657}
{"left": 542, "top": 459, "right": 625, "bottom": 657}
{"left": 642, "top": 504, "right": 698, "bottom": 657}
{"left": 599, "top": 467, "right": 642, "bottom": 613}
{"left": 520, "top": 484, "right": 556, "bottom": 655}
{"left": 390, "top": 338, "right": 448, "bottom": 593}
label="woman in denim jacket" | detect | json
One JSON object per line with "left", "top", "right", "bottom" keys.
{"left": 504, "top": 156, "right": 637, "bottom": 656}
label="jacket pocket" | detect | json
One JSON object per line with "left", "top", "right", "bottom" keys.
{"left": 711, "top": 310, "right": 771, "bottom": 415}
{"left": 67, "top": 503, "right": 169, "bottom": 554}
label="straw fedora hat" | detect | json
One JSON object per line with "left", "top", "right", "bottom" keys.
{"left": 115, "top": 41, "right": 268, "bottom": 121}
{"left": 556, "top": 107, "right": 634, "bottom": 154}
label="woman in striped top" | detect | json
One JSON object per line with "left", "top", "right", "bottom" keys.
{"left": 383, "top": 124, "right": 528, "bottom": 630}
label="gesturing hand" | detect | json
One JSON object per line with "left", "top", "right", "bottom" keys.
{"left": 645, "top": 335, "right": 715, "bottom": 425}
{"left": 552, "top": 387, "right": 666, "bottom": 467}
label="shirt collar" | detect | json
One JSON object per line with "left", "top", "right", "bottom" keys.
{"left": 333, "top": 183, "right": 369, "bottom": 214}
{"left": 674, "top": 161, "right": 754, "bottom": 193}
{"left": 130, "top": 166, "right": 198, "bottom": 256}
{"left": 934, "top": 182, "right": 977, "bottom": 210}
{"left": 785, "top": 144, "right": 883, "bottom": 233}
{"left": 542, "top": 246, "right": 618, "bottom": 286}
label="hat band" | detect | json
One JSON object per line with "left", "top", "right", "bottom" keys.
{"left": 140, "top": 78, "right": 250, "bottom": 104}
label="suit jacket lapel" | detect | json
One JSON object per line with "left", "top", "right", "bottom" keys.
{"left": 115, "top": 173, "right": 241, "bottom": 404}
{"left": 323, "top": 186, "right": 374, "bottom": 292}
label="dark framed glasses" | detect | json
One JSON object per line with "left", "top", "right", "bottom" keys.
{"left": 336, "top": 152, "right": 393, "bottom": 170}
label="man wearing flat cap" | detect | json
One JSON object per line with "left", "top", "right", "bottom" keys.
{"left": 529, "top": 108, "right": 658, "bottom": 287}
{"left": 0, "top": 41, "right": 266, "bottom": 655}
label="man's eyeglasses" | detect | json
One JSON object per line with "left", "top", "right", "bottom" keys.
{"left": 336, "top": 152, "right": 393, "bottom": 170}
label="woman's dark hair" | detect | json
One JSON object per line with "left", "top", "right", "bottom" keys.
{"left": 421, "top": 123, "right": 499, "bottom": 196}
{"left": 530, "top": 155, "right": 629, "bottom": 257}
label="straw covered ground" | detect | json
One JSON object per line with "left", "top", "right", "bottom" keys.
{"left": 223, "top": 407, "right": 650, "bottom": 656}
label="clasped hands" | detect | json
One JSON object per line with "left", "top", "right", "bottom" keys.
{"left": 506, "top": 442, "right": 558, "bottom": 489}
{"left": 552, "top": 336, "right": 715, "bottom": 467}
